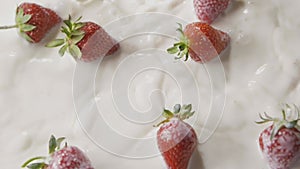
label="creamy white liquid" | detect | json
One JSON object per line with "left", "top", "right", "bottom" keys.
{"left": 1, "top": 0, "right": 300, "bottom": 168}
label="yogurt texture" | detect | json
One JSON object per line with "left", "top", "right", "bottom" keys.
{"left": 1, "top": 0, "right": 300, "bottom": 168}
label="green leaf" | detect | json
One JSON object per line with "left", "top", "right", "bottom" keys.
{"left": 49, "top": 135, "right": 57, "bottom": 154}
{"left": 72, "top": 34, "right": 85, "bottom": 44}
{"left": 69, "top": 44, "right": 82, "bottom": 59}
{"left": 46, "top": 39, "right": 65, "bottom": 48}
{"left": 63, "top": 19, "right": 73, "bottom": 30}
{"left": 71, "top": 30, "right": 84, "bottom": 36}
{"left": 176, "top": 23, "right": 184, "bottom": 36}
{"left": 186, "top": 111, "right": 195, "bottom": 119}
{"left": 173, "top": 104, "right": 181, "bottom": 114}
{"left": 21, "top": 157, "right": 46, "bottom": 168}
{"left": 174, "top": 42, "right": 183, "bottom": 46}
{"left": 182, "top": 104, "right": 192, "bottom": 113}
{"left": 174, "top": 104, "right": 195, "bottom": 120}
{"left": 27, "top": 163, "right": 45, "bottom": 169}
{"left": 21, "top": 14, "right": 32, "bottom": 24}
{"left": 56, "top": 137, "right": 66, "bottom": 149}
{"left": 16, "top": 8, "right": 24, "bottom": 23}
{"left": 178, "top": 51, "right": 185, "bottom": 59}
{"left": 163, "top": 109, "right": 173, "bottom": 119}
{"left": 61, "top": 27, "right": 71, "bottom": 37}
{"left": 183, "top": 53, "right": 188, "bottom": 61}
{"left": 20, "top": 24, "right": 36, "bottom": 32}
{"left": 18, "top": 8, "right": 24, "bottom": 17}
{"left": 167, "top": 46, "right": 179, "bottom": 54}
{"left": 74, "top": 22, "right": 85, "bottom": 30}
{"left": 282, "top": 109, "right": 287, "bottom": 120}
{"left": 178, "top": 44, "right": 186, "bottom": 51}
{"left": 59, "top": 45, "right": 68, "bottom": 56}
{"left": 19, "top": 32, "right": 34, "bottom": 42}
{"left": 75, "top": 16, "right": 83, "bottom": 22}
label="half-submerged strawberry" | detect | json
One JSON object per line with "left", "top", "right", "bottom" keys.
{"left": 0, "top": 3, "right": 61, "bottom": 43}
{"left": 156, "top": 104, "right": 198, "bottom": 169}
{"left": 167, "top": 22, "right": 230, "bottom": 63}
{"left": 46, "top": 16, "right": 120, "bottom": 62}
{"left": 22, "top": 135, "right": 94, "bottom": 169}
{"left": 257, "top": 104, "right": 300, "bottom": 169}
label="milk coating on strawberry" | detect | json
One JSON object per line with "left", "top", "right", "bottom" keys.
{"left": 194, "top": 0, "right": 230, "bottom": 24}
{"left": 0, "top": 3, "right": 61, "bottom": 43}
{"left": 46, "top": 16, "right": 120, "bottom": 62}
{"left": 48, "top": 146, "right": 94, "bottom": 169}
{"left": 257, "top": 104, "right": 300, "bottom": 169}
{"left": 156, "top": 104, "right": 198, "bottom": 169}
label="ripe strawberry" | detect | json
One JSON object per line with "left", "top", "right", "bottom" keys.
{"left": 156, "top": 104, "right": 198, "bottom": 169}
{"left": 167, "top": 22, "right": 230, "bottom": 63}
{"left": 257, "top": 104, "right": 300, "bottom": 169}
{"left": 46, "top": 16, "right": 120, "bottom": 62}
{"left": 0, "top": 3, "right": 61, "bottom": 43}
{"left": 194, "top": 0, "right": 230, "bottom": 24}
{"left": 22, "top": 135, "right": 94, "bottom": 169}
{"left": 47, "top": 146, "right": 94, "bottom": 169}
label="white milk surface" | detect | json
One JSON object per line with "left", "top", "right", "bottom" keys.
{"left": 1, "top": 0, "right": 300, "bottom": 168}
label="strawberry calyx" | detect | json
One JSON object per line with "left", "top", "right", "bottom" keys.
{"left": 0, "top": 8, "right": 36, "bottom": 42}
{"left": 48, "top": 135, "right": 66, "bottom": 154}
{"left": 46, "top": 15, "right": 85, "bottom": 59}
{"left": 167, "top": 23, "right": 190, "bottom": 61}
{"left": 154, "top": 104, "right": 195, "bottom": 127}
{"left": 256, "top": 104, "right": 300, "bottom": 140}
{"left": 22, "top": 135, "right": 66, "bottom": 169}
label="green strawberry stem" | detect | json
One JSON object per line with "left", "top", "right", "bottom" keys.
{"left": 0, "top": 7, "right": 35, "bottom": 31}
{"left": 0, "top": 25, "right": 18, "bottom": 29}
{"left": 46, "top": 15, "right": 85, "bottom": 59}
{"left": 167, "top": 23, "right": 190, "bottom": 61}
{"left": 256, "top": 104, "right": 300, "bottom": 140}
{"left": 154, "top": 104, "right": 195, "bottom": 127}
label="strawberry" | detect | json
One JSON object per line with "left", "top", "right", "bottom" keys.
{"left": 194, "top": 0, "right": 230, "bottom": 24}
{"left": 167, "top": 22, "right": 230, "bottom": 63}
{"left": 257, "top": 104, "right": 300, "bottom": 169}
{"left": 156, "top": 104, "right": 198, "bottom": 169}
{"left": 0, "top": 3, "right": 61, "bottom": 43}
{"left": 46, "top": 16, "right": 120, "bottom": 62}
{"left": 22, "top": 135, "right": 94, "bottom": 169}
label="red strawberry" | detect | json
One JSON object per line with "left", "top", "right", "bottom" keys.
{"left": 167, "top": 22, "right": 230, "bottom": 63}
{"left": 47, "top": 146, "right": 94, "bottom": 169}
{"left": 156, "top": 104, "right": 198, "bottom": 169}
{"left": 257, "top": 104, "right": 300, "bottom": 169}
{"left": 194, "top": 0, "right": 230, "bottom": 24}
{"left": 0, "top": 3, "right": 61, "bottom": 43}
{"left": 22, "top": 135, "right": 94, "bottom": 169}
{"left": 46, "top": 16, "right": 120, "bottom": 62}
